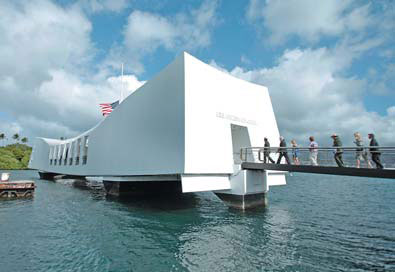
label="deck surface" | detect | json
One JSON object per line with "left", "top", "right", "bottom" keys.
{"left": 241, "top": 163, "right": 395, "bottom": 179}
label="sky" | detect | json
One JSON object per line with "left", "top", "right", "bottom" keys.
{"left": 0, "top": 0, "right": 394, "bottom": 146}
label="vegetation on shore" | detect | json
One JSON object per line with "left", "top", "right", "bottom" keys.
{"left": 0, "top": 133, "right": 31, "bottom": 169}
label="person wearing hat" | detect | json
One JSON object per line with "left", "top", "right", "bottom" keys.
{"left": 263, "top": 137, "right": 275, "bottom": 163}
{"left": 331, "top": 134, "right": 344, "bottom": 167}
{"left": 368, "top": 133, "right": 383, "bottom": 169}
{"left": 276, "top": 136, "right": 291, "bottom": 164}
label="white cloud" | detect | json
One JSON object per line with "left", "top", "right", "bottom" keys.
{"left": 0, "top": 121, "right": 23, "bottom": 145}
{"left": 107, "top": 74, "right": 146, "bottom": 98}
{"left": 78, "top": 0, "right": 129, "bottom": 13}
{"left": 0, "top": 0, "right": 144, "bottom": 141}
{"left": 214, "top": 47, "right": 395, "bottom": 146}
{"left": 246, "top": 0, "right": 373, "bottom": 44}
{"left": 18, "top": 116, "right": 80, "bottom": 140}
{"left": 121, "top": 0, "right": 219, "bottom": 73}
{"left": 124, "top": 10, "right": 178, "bottom": 51}
{"left": 387, "top": 106, "right": 395, "bottom": 117}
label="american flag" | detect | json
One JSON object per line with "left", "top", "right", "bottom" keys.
{"left": 99, "top": 101, "right": 119, "bottom": 116}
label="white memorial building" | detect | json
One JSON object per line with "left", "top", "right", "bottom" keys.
{"left": 29, "top": 52, "right": 286, "bottom": 209}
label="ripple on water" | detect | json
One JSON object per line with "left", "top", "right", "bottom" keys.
{"left": 0, "top": 171, "right": 394, "bottom": 271}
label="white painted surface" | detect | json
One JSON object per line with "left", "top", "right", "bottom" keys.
{"left": 181, "top": 175, "right": 231, "bottom": 193}
{"left": 216, "top": 168, "right": 267, "bottom": 196}
{"left": 184, "top": 53, "right": 281, "bottom": 174}
{"left": 266, "top": 171, "right": 287, "bottom": 187}
{"left": 29, "top": 52, "right": 286, "bottom": 191}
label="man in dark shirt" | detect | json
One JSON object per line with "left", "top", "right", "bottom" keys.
{"left": 331, "top": 134, "right": 344, "bottom": 167}
{"left": 276, "top": 136, "right": 291, "bottom": 164}
{"left": 368, "top": 133, "right": 383, "bottom": 169}
{"left": 263, "top": 137, "right": 275, "bottom": 163}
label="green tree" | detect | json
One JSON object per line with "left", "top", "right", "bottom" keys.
{"left": 21, "top": 137, "right": 28, "bottom": 144}
{"left": 21, "top": 150, "right": 32, "bottom": 168}
{"left": 0, "top": 148, "right": 22, "bottom": 169}
{"left": 0, "top": 144, "right": 32, "bottom": 169}
{"left": 13, "top": 133, "right": 19, "bottom": 143}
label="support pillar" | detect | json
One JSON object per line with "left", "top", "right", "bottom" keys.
{"left": 215, "top": 192, "right": 267, "bottom": 209}
{"left": 214, "top": 167, "right": 268, "bottom": 210}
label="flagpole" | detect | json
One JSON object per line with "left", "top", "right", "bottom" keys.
{"left": 120, "top": 63, "right": 124, "bottom": 103}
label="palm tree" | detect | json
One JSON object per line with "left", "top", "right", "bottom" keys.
{"left": 0, "top": 133, "right": 4, "bottom": 146}
{"left": 13, "top": 133, "right": 19, "bottom": 143}
{"left": 21, "top": 137, "right": 28, "bottom": 144}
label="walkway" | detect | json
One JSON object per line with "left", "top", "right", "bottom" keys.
{"left": 240, "top": 146, "right": 395, "bottom": 179}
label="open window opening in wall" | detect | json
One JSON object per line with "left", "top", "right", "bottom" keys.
{"left": 64, "top": 144, "right": 69, "bottom": 165}
{"left": 49, "top": 146, "right": 53, "bottom": 165}
{"left": 69, "top": 142, "right": 74, "bottom": 165}
{"left": 83, "top": 136, "right": 89, "bottom": 165}
{"left": 54, "top": 146, "right": 58, "bottom": 165}
{"left": 76, "top": 138, "right": 81, "bottom": 165}
{"left": 59, "top": 145, "right": 64, "bottom": 166}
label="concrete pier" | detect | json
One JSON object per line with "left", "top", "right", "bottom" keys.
{"left": 215, "top": 192, "right": 268, "bottom": 209}
{"left": 214, "top": 168, "right": 271, "bottom": 210}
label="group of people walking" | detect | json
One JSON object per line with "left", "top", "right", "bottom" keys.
{"left": 262, "top": 133, "right": 384, "bottom": 169}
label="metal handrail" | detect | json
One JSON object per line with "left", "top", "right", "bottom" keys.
{"left": 242, "top": 146, "right": 395, "bottom": 151}
{"left": 239, "top": 146, "right": 395, "bottom": 165}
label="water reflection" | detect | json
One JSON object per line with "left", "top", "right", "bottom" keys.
{"left": 49, "top": 176, "right": 203, "bottom": 214}
{"left": 175, "top": 201, "right": 298, "bottom": 271}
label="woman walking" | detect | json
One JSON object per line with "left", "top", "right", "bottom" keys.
{"left": 291, "top": 139, "right": 300, "bottom": 165}
{"left": 353, "top": 132, "right": 372, "bottom": 168}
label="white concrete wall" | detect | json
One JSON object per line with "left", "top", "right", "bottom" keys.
{"left": 184, "top": 53, "right": 281, "bottom": 174}
{"left": 30, "top": 52, "right": 283, "bottom": 184}
{"left": 30, "top": 54, "right": 185, "bottom": 176}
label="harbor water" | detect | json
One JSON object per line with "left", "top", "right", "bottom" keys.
{"left": 1, "top": 170, "right": 394, "bottom": 271}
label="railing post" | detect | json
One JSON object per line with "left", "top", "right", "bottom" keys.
{"left": 258, "top": 149, "right": 263, "bottom": 162}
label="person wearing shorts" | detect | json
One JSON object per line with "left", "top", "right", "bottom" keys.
{"left": 291, "top": 139, "right": 300, "bottom": 165}
{"left": 353, "top": 132, "right": 372, "bottom": 168}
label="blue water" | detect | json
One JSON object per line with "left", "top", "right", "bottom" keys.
{"left": 1, "top": 170, "right": 394, "bottom": 271}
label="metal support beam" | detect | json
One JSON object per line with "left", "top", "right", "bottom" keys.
{"left": 241, "top": 162, "right": 395, "bottom": 179}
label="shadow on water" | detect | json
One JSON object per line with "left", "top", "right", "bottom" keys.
{"left": 106, "top": 193, "right": 200, "bottom": 212}
{"left": 45, "top": 176, "right": 271, "bottom": 214}
{"left": 53, "top": 177, "right": 201, "bottom": 212}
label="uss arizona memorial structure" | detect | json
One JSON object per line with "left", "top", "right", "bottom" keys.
{"left": 29, "top": 52, "right": 286, "bottom": 209}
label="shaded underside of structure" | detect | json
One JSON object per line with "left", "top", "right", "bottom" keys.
{"left": 242, "top": 163, "right": 395, "bottom": 179}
